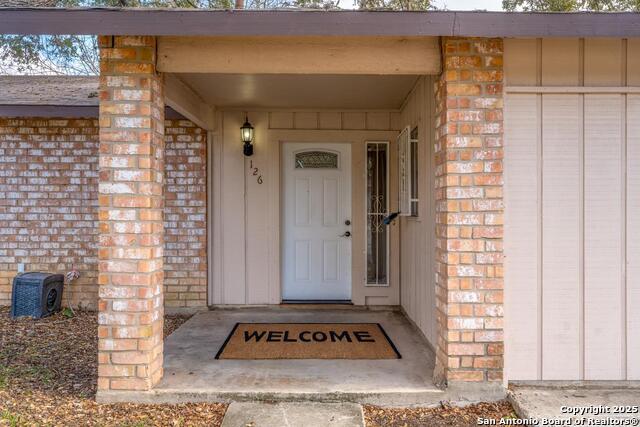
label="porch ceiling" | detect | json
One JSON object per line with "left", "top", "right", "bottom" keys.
{"left": 176, "top": 73, "right": 420, "bottom": 110}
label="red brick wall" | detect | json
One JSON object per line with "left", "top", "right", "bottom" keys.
{"left": 433, "top": 37, "right": 504, "bottom": 383}
{"left": 0, "top": 118, "right": 100, "bottom": 307}
{"left": 0, "top": 117, "right": 207, "bottom": 311}
{"left": 164, "top": 121, "right": 207, "bottom": 310}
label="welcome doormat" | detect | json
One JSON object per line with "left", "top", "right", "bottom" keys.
{"left": 215, "top": 323, "right": 401, "bottom": 360}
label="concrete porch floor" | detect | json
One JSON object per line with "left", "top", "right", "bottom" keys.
{"left": 98, "top": 307, "right": 506, "bottom": 406}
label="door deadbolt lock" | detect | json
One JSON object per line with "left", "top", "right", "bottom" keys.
{"left": 344, "top": 220, "right": 351, "bottom": 226}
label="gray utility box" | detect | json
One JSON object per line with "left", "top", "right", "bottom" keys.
{"left": 11, "top": 272, "right": 64, "bottom": 319}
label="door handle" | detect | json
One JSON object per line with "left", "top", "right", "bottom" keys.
{"left": 340, "top": 231, "right": 351, "bottom": 237}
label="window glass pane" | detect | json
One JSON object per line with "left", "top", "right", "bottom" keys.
{"left": 397, "top": 127, "right": 411, "bottom": 215}
{"left": 295, "top": 151, "right": 338, "bottom": 169}
{"left": 410, "top": 127, "right": 419, "bottom": 217}
{"left": 366, "top": 143, "right": 388, "bottom": 285}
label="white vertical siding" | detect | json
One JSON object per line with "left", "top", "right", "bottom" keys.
{"left": 504, "top": 94, "right": 540, "bottom": 380}
{"left": 504, "top": 38, "right": 639, "bottom": 381}
{"left": 628, "top": 95, "right": 640, "bottom": 380}
{"left": 541, "top": 95, "right": 582, "bottom": 380}
{"left": 583, "top": 95, "right": 624, "bottom": 380}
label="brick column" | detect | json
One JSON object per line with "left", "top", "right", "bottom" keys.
{"left": 433, "top": 38, "right": 504, "bottom": 384}
{"left": 97, "top": 36, "right": 164, "bottom": 393}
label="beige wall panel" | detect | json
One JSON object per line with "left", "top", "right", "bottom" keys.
{"left": 158, "top": 36, "right": 441, "bottom": 75}
{"left": 628, "top": 39, "right": 640, "bottom": 87}
{"left": 397, "top": 76, "right": 437, "bottom": 346}
{"left": 245, "top": 112, "right": 276, "bottom": 304}
{"left": 366, "top": 112, "right": 391, "bottom": 130}
{"left": 294, "top": 112, "right": 318, "bottom": 129}
{"left": 628, "top": 95, "right": 640, "bottom": 380}
{"left": 504, "top": 39, "right": 538, "bottom": 86}
{"left": 420, "top": 77, "right": 435, "bottom": 341}
{"left": 390, "top": 112, "right": 401, "bottom": 131}
{"left": 342, "top": 112, "right": 366, "bottom": 130}
{"left": 541, "top": 95, "right": 582, "bottom": 380}
{"left": 584, "top": 39, "right": 623, "bottom": 86}
{"left": 504, "top": 94, "right": 540, "bottom": 380}
{"left": 269, "top": 112, "right": 294, "bottom": 129}
{"left": 214, "top": 110, "right": 400, "bottom": 306}
{"left": 352, "top": 139, "right": 366, "bottom": 302}
{"left": 221, "top": 111, "right": 248, "bottom": 304}
{"left": 211, "top": 127, "right": 223, "bottom": 304}
{"left": 541, "top": 39, "right": 580, "bottom": 86}
{"left": 318, "top": 112, "right": 342, "bottom": 130}
{"left": 400, "top": 80, "right": 417, "bottom": 325}
{"left": 583, "top": 95, "right": 624, "bottom": 380}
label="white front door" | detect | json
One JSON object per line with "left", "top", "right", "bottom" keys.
{"left": 282, "top": 143, "right": 352, "bottom": 301}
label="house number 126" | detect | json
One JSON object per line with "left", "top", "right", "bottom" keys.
{"left": 249, "top": 160, "right": 263, "bottom": 184}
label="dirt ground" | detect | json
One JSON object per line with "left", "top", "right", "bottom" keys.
{"left": 1, "top": 306, "right": 515, "bottom": 426}
{"left": 0, "top": 307, "right": 227, "bottom": 426}
{"left": 364, "top": 401, "right": 516, "bottom": 426}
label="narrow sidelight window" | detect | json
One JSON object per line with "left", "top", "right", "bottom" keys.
{"left": 410, "top": 126, "right": 419, "bottom": 217}
{"left": 366, "top": 142, "right": 389, "bottom": 286}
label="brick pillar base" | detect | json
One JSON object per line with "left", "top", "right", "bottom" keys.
{"left": 433, "top": 37, "right": 504, "bottom": 384}
{"left": 97, "top": 35, "right": 165, "bottom": 392}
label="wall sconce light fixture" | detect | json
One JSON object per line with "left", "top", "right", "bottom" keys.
{"left": 241, "top": 115, "right": 254, "bottom": 156}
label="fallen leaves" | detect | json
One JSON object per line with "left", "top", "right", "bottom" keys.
{"left": 364, "top": 401, "right": 516, "bottom": 427}
{"left": 0, "top": 306, "right": 516, "bottom": 427}
{"left": 0, "top": 307, "right": 227, "bottom": 426}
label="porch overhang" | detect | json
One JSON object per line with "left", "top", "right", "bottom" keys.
{"left": 157, "top": 36, "right": 440, "bottom": 75}
{"left": 2, "top": 8, "right": 640, "bottom": 38}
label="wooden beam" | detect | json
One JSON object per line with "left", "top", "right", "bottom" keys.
{"left": 164, "top": 74, "right": 215, "bottom": 130}
{"left": 157, "top": 36, "right": 441, "bottom": 75}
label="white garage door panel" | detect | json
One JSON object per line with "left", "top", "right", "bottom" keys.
{"left": 584, "top": 95, "right": 624, "bottom": 380}
{"left": 505, "top": 94, "right": 540, "bottom": 380}
{"left": 628, "top": 95, "right": 640, "bottom": 380}
{"left": 541, "top": 95, "right": 582, "bottom": 380}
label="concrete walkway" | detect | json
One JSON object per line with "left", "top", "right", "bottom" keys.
{"left": 510, "top": 386, "right": 640, "bottom": 423}
{"left": 154, "top": 307, "right": 445, "bottom": 406}
{"left": 221, "top": 402, "right": 364, "bottom": 427}
{"left": 97, "top": 307, "right": 506, "bottom": 405}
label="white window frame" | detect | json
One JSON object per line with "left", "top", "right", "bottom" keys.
{"left": 398, "top": 126, "right": 419, "bottom": 217}
{"left": 365, "top": 141, "right": 390, "bottom": 287}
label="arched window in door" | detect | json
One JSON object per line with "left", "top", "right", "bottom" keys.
{"left": 294, "top": 150, "right": 339, "bottom": 169}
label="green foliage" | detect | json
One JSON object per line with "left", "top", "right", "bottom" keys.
{"left": 0, "top": 34, "right": 98, "bottom": 74}
{"left": 502, "top": 0, "right": 639, "bottom": 11}
{"left": 62, "top": 307, "right": 74, "bottom": 318}
{"left": 0, "top": 409, "right": 22, "bottom": 427}
{"left": 357, "top": 0, "right": 430, "bottom": 9}
{"left": 0, "top": 0, "right": 344, "bottom": 74}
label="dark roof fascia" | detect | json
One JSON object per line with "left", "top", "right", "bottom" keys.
{"left": 0, "top": 8, "right": 639, "bottom": 37}
{"left": 0, "top": 104, "right": 185, "bottom": 119}
{"left": 0, "top": 105, "right": 98, "bottom": 118}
